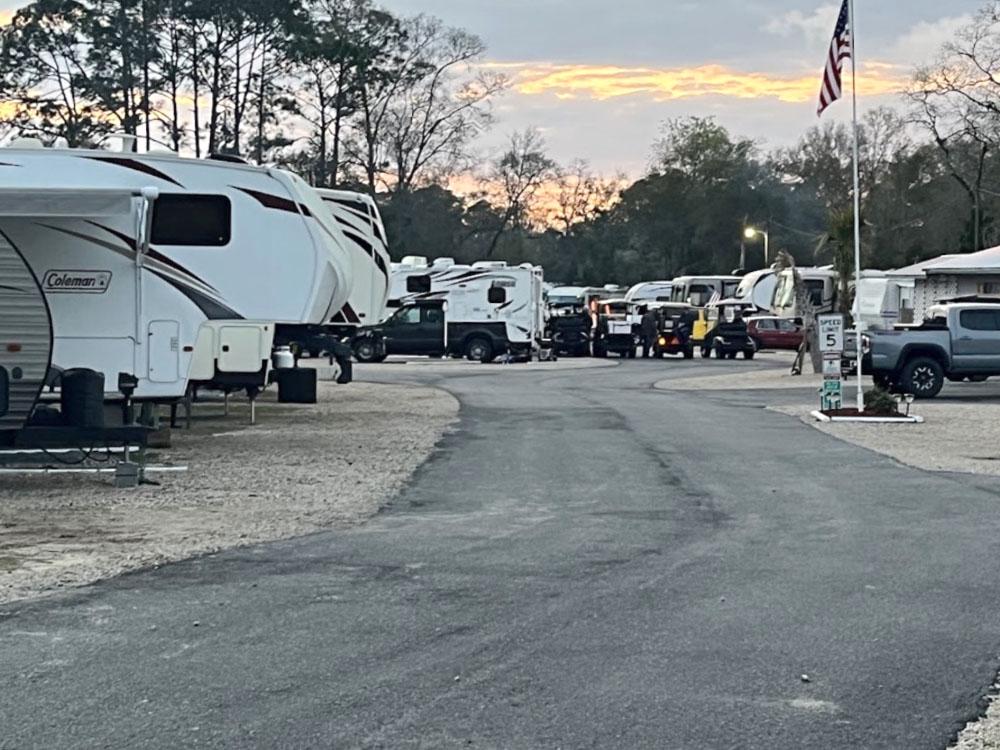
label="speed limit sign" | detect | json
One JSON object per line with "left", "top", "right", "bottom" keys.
{"left": 818, "top": 313, "right": 845, "bottom": 354}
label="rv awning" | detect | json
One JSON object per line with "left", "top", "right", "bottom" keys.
{"left": 0, "top": 188, "right": 157, "bottom": 218}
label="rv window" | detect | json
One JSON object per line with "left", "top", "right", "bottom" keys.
{"left": 488, "top": 286, "right": 507, "bottom": 304}
{"left": 406, "top": 275, "right": 432, "bottom": 294}
{"left": 151, "top": 194, "right": 231, "bottom": 246}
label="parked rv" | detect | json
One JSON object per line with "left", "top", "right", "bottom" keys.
{"left": 771, "top": 267, "right": 839, "bottom": 319}
{"left": 0, "top": 235, "right": 52, "bottom": 447}
{"left": 273, "top": 189, "right": 391, "bottom": 371}
{"left": 732, "top": 269, "right": 777, "bottom": 312}
{"left": 355, "top": 260, "right": 544, "bottom": 363}
{"left": 671, "top": 276, "right": 741, "bottom": 307}
{"left": 0, "top": 140, "right": 354, "bottom": 406}
{"left": 625, "top": 281, "right": 674, "bottom": 304}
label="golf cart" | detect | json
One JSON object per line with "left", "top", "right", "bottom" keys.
{"left": 649, "top": 303, "right": 698, "bottom": 359}
{"left": 701, "top": 303, "right": 756, "bottom": 360}
{"left": 592, "top": 299, "right": 639, "bottom": 358}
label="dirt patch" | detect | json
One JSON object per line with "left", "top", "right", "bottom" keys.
{"left": 0, "top": 382, "right": 459, "bottom": 604}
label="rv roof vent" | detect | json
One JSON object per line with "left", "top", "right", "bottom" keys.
{"left": 432, "top": 257, "right": 456, "bottom": 268}
{"left": 473, "top": 261, "right": 508, "bottom": 269}
{"left": 401, "top": 255, "right": 429, "bottom": 268}
{"left": 9, "top": 137, "right": 45, "bottom": 149}
{"left": 208, "top": 153, "right": 249, "bottom": 164}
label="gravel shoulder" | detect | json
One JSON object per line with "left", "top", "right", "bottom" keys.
{"left": 770, "top": 401, "right": 1000, "bottom": 477}
{"left": 0, "top": 381, "right": 459, "bottom": 604}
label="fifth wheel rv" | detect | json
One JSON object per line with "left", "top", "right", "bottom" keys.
{"left": 0, "top": 141, "right": 353, "bottom": 403}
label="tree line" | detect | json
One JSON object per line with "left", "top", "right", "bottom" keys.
{"left": 4, "top": 0, "right": 1000, "bottom": 284}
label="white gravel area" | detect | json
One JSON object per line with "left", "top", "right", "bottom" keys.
{"left": 771, "top": 402, "right": 1000, "bottom": 477}
{"left": 655, "top": 353, "right": 859, "bottom": 392}
{"left": 0, "top": 382, "right": 458, "bottom": 604}
{"left": 953, "top": 693, "right": 1000, "bottom": 750}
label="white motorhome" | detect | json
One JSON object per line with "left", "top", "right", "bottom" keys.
{"left": 670, "top": 276, "right": 741, "bottom": 307}
{"left": 625, "top": 281, "right": 674, "bottom": 304}
{"left": 359, "top": 259, "right": 544, "bottom": 362}
{"left": 0, "top": 235, "right": 51, "bottom": 446}
{"left": 731, "top": 269, "right": 777, "bottom": 311}
{"left": 0, "top": 141, "right": 352, "bottom": 402}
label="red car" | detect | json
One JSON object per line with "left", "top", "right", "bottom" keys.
{"left": 747, "top": 316, "right": 804, "bottom": 351}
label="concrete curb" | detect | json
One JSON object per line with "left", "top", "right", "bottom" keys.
{"left": 810, "top": 410, "right": 925, "bottom": 424}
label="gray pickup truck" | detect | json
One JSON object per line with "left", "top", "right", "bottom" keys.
{"left": 863, "top": 303, "right": 1000, "bottom": 398}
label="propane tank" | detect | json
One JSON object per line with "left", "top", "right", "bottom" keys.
{"left": 272, "top": 346, "right": 295, "bottom": 370}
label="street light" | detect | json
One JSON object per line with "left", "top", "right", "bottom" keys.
{"left": 744, "top": 226, "right": 769, "bottom": 265}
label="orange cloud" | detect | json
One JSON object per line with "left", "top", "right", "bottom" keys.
{"left": 493, "top": 62, "right": 904, "bottom": 103}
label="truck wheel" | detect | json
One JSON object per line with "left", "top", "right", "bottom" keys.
{"left": 683, "top": 345, "right": 694, "bottom": 360}
{"left": 900, "top": 357, "right": 944, "bottom": 399}
{"left": 744, "top": 349, "right": 755, "bottom": 360}
{"left": 465, "top": 338, "right": 493, "bottom": 363}
{"left": 353, "top": 340, "right": 384, "bottom": 363}
{"left": 593, "top": 344, "right": 608, "bottom": 359}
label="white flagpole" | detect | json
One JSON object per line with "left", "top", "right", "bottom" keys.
{"left": 849, "top": 0, "right": 865, "bottom": 412}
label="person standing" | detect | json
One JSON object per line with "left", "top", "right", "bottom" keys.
{"left": 641, "top": 307, "right": 659, "bottom": 358}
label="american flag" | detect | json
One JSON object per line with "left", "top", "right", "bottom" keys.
{"left": 817, "top": 0, "right": 852, "bottom": 117}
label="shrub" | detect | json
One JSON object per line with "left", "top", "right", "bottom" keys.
{"left": 864, "top": 386, "right": 900, "bottom": 416}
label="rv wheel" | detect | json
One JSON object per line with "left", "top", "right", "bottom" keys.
{"left": 466, "top": 338, "right": 493, "bottom": 363}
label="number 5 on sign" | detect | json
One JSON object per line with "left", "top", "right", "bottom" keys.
{"left": 818, "top": 314, "right": 845, "bottom": 354}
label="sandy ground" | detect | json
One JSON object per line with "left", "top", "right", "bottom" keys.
{"left": 0, "top": 382, "right": 458, "bottom": 604}
{"left": 656, "top": 352, "right": 867, "bottom": 392}
{"left": 769, "top": 401, "right": 1000, "bottom": 477}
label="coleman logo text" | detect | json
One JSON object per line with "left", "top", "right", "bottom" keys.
{"left": 43, "top": 271, "right": 112, "bottom": 294}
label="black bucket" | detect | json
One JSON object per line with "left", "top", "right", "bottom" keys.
{"left": 61, "top": 368, "right": 105, "bottom": 428}
{"left": 277, "top": 368, "right": 318, "bottom": 404}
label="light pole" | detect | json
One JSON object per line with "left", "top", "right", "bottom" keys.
{"left": 744, "top": 227, "right": 769, "bottom": 265}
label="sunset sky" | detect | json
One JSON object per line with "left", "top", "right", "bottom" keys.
{"left": 0, "top": 0, "right": 985, "bottom": 176}
{"left": 376, "top": 0, "right": 983, "bottom": 175}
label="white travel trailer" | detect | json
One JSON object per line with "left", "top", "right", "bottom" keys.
{"left": 625, "top": 281, "right": 674, "bottom": 304}
{"left": 0, "top": 235, "right": 51, "bottom": 446}
{"left": 0, "top": 141, "right": 353, "bottom": 402}
{"left": 360, "top": 259, "right": 545, "bottom": 362}
{"left": 732, "top": 269, "right": 777, "bottom": 311}
{"left": 670, "top": 276, "right": 741, "bottom": 307}
{"left": 907, "top": 246, "right": 1000, "bottom": 320}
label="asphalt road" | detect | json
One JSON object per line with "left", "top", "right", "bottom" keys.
{"left": 4, "top": 357, "right": 1000, "bottom": 749}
